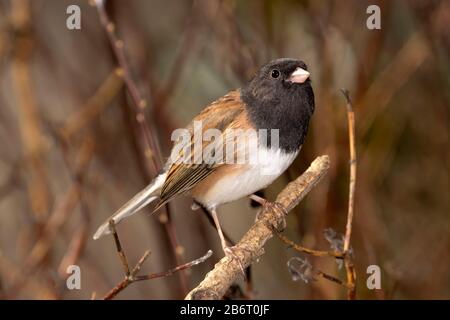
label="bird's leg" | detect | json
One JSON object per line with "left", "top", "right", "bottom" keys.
{"left": 195, "top": 201, "right": 235, "bottom": 245}
{"left": 210, "top": 208, "right": 246, "bottom": 277}
{"left": 249, "top": 194, "right": 287, "bottom": 231}
{"left": 210, "top": 208, "right": 230, "bottom": 251}
{"left": 249, "top": 194, "right": 268, "bottom": 221}
{"left": 249, "top": 193, "right": 267, "bottom": 208}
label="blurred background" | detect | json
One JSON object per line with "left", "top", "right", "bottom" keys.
{"left": 0, "top": 0, "right": 448, "bottom": 299}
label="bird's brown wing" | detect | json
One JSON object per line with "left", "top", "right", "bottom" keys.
{"left": 154, "top": 90, "right": 246, "bottom": 209}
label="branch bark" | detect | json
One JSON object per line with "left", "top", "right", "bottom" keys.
{"left": 185, "top": 155, "right": 330, "bottom": 300}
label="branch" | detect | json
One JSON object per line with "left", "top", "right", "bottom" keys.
{"left": 93, "top": 0, "right": 189, "bottom": 294}
{"left": 317, "top": 270, "right": 352, "bottom": 289}
{"left": 93, "top": 0, "right": 162, "bottom": 174}
{"left": 185, "top": 155, "right": 330, "bottom": 300}
{"left": 10, "top": 0, "right": 51, "bottom": 222}
{"left": 274, "top": 232, "right": 344, "bottom": 259}
{"left": 340, "top": 89, "right": 357, "bottom": 300}
{"left": 103, "top": 219, "right": 212, "bottom": 300}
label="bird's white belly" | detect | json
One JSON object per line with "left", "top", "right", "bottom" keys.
{"left": 198, "top": 148, "right": 298, "bottom": 208}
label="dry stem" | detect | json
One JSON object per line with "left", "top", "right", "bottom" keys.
{"left": 341, "top": 89, "right": 357, "bottom": 300}
{"left": 275, "top": 232, "right": 344, "bottom": 259}
{"left": 103, "top": 219, "right": 212, "bottom": 300}
{"left": 93, "top": 0, "right": 189, "bottom": 294}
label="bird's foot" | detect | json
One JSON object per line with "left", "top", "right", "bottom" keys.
{"left": 250, "top": 194, "right": 287, "bottom": 231}
{"left": 223, "top": 245, "right": 250, "bottom": 279}
{"left": 264, "top": 201, "right": 288, "bottom": 231}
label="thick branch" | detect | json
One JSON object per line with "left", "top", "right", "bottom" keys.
{"left": 185, "top": 155, "right": 330, "bottom": 300}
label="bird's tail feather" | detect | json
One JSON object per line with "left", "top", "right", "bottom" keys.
{"left": 93, "top": 172, "right": 167, "bottom": 240}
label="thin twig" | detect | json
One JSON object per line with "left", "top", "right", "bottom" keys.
{"left": 93, "top": 0, "right": 162, "bottom": 173}
{"left": 134, "top": 251, "right": 212, "bottom": 281}
{"left": 340, "top": 89, "right": 357, "bottom": 300}
{"left": 93, "top": 0, "right": 189, "bottom": 294}
{"left": 275, "top": 232, "right": 344, "bottom": 259}
{"left": 10, "top": 0, "right": 51, "bottom": 222}
{"left": 102, "top": 249, "right": 151, "bottom": 300}
{"left": 109, "top": 220, "right": 131, "bottom": 277}
{"left": 103, "top": 219, "right": 212, "bottom": 300}
{"left": 317, "top": 270, "right": 351, "bottom": 289}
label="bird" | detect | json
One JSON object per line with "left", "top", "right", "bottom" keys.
{"left": 93, "top": 58, "right": 315, "bottom": 262}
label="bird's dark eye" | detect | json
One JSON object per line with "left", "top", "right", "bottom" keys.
{"left": 271, "top": 69, "right": 280, "bottom": 79}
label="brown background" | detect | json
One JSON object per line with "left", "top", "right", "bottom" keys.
{"left": 0, "top": 0, "right": 449, "bottom": 299}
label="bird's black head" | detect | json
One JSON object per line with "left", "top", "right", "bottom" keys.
{"left": 242, "top": 58, "right": 315, "bottom": 152}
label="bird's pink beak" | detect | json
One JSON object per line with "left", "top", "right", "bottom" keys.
{"left": 288, "top": 67, "right": 310, "bottom": 83}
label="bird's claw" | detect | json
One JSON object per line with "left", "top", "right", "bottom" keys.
{"left": 264, "top": 201, "right": 287, "bottom": 231}
{"left": 251, "top": 195, "right": 287, "bottom": 231}
{"left": 223, "top": 245, "right": 249, "bottom": 280}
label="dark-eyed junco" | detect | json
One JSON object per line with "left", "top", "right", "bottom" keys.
{"left": 94, "top": 58, "right": 315, "bottom": 260}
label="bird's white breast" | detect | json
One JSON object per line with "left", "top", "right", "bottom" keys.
{"left": 198, "top": 147, "right": 299, "bottom": 208}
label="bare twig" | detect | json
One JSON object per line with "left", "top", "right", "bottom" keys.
{"left": 185, "top": 155, "right": 330, "bottom": 300}
{"left": 317, "top": 270, "right": 351, "bottom": 289}
{"left": 109, "top": 220, "right": 131, "bottom": 277}
{"left": 10, "top": 0, "right": 51, "bottom": 222}
{"left": 103, "top": 250, "right": 151, "bottom": 300}
{"left": 340, "top": 89, "right": 357, "bottom": 300}
{"left": 93, "top": 0, "right": 162, "bottom": 173}
{"left": 103, "top": 220, "right": 212, "bottom": 300}
{"left": 93, "top": 0, "right": 189, "bottom": 294}
{"left": 133, "top": 251, "right": 212, "bottom": 282}
{"left": 275, "top": 232, "right": 344, "bottom": 259}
